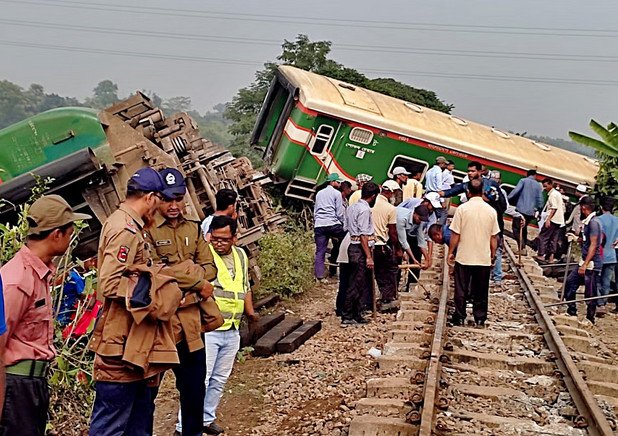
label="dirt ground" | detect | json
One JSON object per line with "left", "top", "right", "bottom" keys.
{"left": 153, "top": 280, "right": 395, "bottom": 436}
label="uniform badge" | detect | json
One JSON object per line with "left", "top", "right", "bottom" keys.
{"left": 155, "top": 239, "right": 172, "bottom": 247}
{"left": 165, "top": 173, "right": 176, "bottom": 185}
{"left": 125, "top": 222, "right": 138, "bottom": 234}
{"left": 117, "top": 245, "right": 130, "bottom": 263}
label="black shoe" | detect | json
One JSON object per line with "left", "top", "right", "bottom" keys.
{"left": 451, "top": 317, "right": 464, "bottom": 326}
{"left": 475, "top": 320, "right": 486, "bottom": 328}
{"left": 566, "top": 309, "right": 577, "bottom": 317}
{"left": 204, "top": 422, "right": 224, "bottom": 435}
{"left": 355, "top": 317, "right": 369, "bottom": 324}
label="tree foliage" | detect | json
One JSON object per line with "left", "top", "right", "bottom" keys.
{"left": 569, "top": 121, "right": 618, "bottom": 198}
{"left": 84, "top": 80, "right": 120, "bottom": 109}
{"left": 225, "top": 34, "right": 454, "bottom": 167}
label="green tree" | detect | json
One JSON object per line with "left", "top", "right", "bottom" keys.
{"left": 162, "top": 96, "right": 192, "bottom": 115}
{"left": 225, "top": 34, "right": 453, "bottom": 167}
{"left": 85, "top": 80, "right": 119, "bottom": 109}
{"left": 569, "top": 121, "right": 618, "bottom": 198}
{"left": 0, "top": 80, "right": 28, "bottom": 128}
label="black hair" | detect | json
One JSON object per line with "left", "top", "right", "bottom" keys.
{"left": 361, "top": 181, "right": 380, "bottom": 199}
{"left": 27, "top": 222, "right": 73, "bottom": 241}
{"left": 541, "top": 177, "right": 553, "bottom": 186}
{"left": 412, "top": 169, "right": 423, "bottom": 176}
{"left": 210, "top": 215, "right": 238, "bottom": 235}
{"left": 467, "top": 178, "right": 483, "bottom": 196}
{"left": 215, "top": 189, "right": 238, "bottom": 212}
{"left": 601, "top": 197, "right": 615, "bottom": 213}
{"left": 526, "top": 169, "right": 537, "bottom": 177}
{"left": 579, "top": 196, "right": 595, "bottom": 210}
{"left": 428, "top": 223, "right": 442, "bottom": 239}
{"left": 341, "top": 181, "right": 352, "bottom": 190}
{"left": 467, "top": 161, "right": 482, "bottom": 171}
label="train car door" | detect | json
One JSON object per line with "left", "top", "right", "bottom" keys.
{"left": 304, "top": 116, "right": 341, "bottom": 180}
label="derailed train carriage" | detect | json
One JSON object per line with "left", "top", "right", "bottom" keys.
{"left": 0, "top": 93, "right": 284, "bottom": 277}
{"left": 252, "top": 65, "right": 598, "bottom": 200}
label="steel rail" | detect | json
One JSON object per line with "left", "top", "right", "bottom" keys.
{"left": 504, "top": 242, "right": 614, "bottom": 436}
{"left": 418, "top": 248, "right": 450, "bottom": 435}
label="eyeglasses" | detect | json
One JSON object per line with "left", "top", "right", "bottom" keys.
{"left": 211, "top": 236, "right": 234, "bottom": 244}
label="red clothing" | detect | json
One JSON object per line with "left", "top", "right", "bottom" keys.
{"left": 0, "top": 246, "right": 55, "bottom": 366}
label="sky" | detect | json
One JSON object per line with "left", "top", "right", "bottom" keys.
{"left": 1, "top": 0, "right": 617, "bottom": 139}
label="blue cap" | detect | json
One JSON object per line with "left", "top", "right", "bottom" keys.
{"left": 159, "top": 168, "right": 187, "bottom": 200}
{"left": 127, "top": 167, "right": 165, "bottom": 193}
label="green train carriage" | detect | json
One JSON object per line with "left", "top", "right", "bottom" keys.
{"left": 252, "top": 65, "right": 598, "bottom": 201}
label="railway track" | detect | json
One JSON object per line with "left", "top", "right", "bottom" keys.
{"left": 348, "top": 239, "right": 618, "bottom": 435}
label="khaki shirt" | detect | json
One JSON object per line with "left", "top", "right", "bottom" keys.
{"left": 450, "top": 197, "right": 500, "bottom": 266}
{"left": 145, "top": 213, "right": 217, "bottom": 351}
{"left": 93, "top": 204, "right": 177, "bottom": 382}
{"left": 371, "top": 194, "right": 397, "bottom": 245}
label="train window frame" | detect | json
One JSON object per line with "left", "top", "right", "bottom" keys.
{"left": 309, "top": 124, "right": 335, "bottom": 156}
{"left": 349, "top": 127, "right": 374, "bottom": 145}
{"left": 451, "top": 169, "right": 467, "bottom": 185}
{"left": 387, "top": 155, "right": 428, "bottom": 179}
{"left": 500, "top": 183, "right": 516, "bottom": 198}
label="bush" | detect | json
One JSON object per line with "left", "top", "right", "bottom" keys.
{"left": 257, "top": 225, "right": 314, "bottom": 298}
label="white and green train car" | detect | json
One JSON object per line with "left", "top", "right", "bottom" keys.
{"left": 251, "top": 65, "right": 598, "bottom": 201}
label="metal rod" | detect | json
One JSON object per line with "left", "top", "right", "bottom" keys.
{"left": 560, "top": 241, "right": 573, "bottom": 301}
{"left": 544, "top": 292, "right": 618, "bottom": 308}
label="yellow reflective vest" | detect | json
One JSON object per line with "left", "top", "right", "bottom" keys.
{"left": 209, "top": 245, "right": 248, "bottom": 330}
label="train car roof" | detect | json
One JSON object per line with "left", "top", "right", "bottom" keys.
{"left": 278, "top": 65, "right": 598, "bottom": 186}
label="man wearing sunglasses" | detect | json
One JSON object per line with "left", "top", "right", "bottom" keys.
{"left": 145, "top": 168, "right": 220, "bottom": 436}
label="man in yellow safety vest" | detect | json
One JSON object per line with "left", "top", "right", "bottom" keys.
{"left": 200, "top": 215, "right": 258, "bottom": 435}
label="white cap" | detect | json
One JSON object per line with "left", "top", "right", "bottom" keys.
{"left": 576, "top": 184, "right": 588, "bottom": 193}
{"left": 424, "top": 192, "right": 442, "bottom": 208}
{"left": 382, "top": 180, "right": 402, "bottom": 192}
{"left": 392, "top": 166, "right": 411, "bottom": 176}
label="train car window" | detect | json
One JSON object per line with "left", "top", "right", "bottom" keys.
{"left": 452, "top": 170, "right": 467, "bottom": 185}
{"left": 349, "top": 127, "right": 374, "bottom": 145}
{"left": 310, "top": 124, "right": 335, "bottom": 155}
{"left": 387, "top": 155, "right": 428, "bottom": 179}
{"left": 500, "top": 183, "right": 516, "bottom": 197}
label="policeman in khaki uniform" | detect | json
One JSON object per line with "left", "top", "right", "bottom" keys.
{"left": 89, "top": 168, "right": 212, "bottom": 436}
{"left": 144, "top": 168, "right": 221, "bottom": 436}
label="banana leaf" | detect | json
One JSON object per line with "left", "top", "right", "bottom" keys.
{"left": 569, "top": 131, "right": 618, "bottom": 158}
{"left": 589, "top": 120, "right": 618, "bottom": 149}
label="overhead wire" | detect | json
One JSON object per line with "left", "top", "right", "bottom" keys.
{"left": 2, "top": 39, "right": 618, "bottom": 87}
{"left": 2, "top": 0, "right": 618, "bottom": 38}
{"left": 1, "top": 18, "right": 618, "bottom": 64}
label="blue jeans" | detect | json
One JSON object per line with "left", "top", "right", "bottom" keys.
{"left": 492, "top": 244, "right": 503, "bottom": 282}
{"left": 203, "top": 329, "right": 240, "bottom": 425}
{"left": 314, "top": 224, "right": 345, "bottom": 279}
{"left": 599, "top": 263, "right": 616, "bottom": 306}
{"left": 89, "top": 380, "right": 159, "bottom": 436}
{"left": 564, "top": 267, "right": 600, "bottom": 321}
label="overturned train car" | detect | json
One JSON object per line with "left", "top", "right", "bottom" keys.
{"left": 252, "top": 65, "right": 598, "bottom": 201}
{"left": 0, "top": 93, "right": 284, "bottom": 278}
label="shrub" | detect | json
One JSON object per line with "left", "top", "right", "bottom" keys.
{"left": 256, "top": 225, "right": 314, "bottom": 298}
